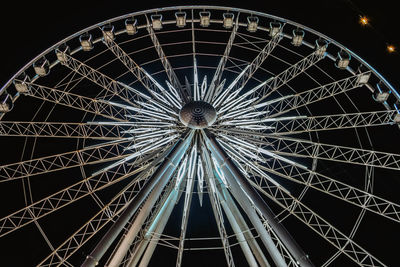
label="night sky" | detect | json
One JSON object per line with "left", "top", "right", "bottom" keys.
{"left": 1, "top": 1, "right": 399, "bottom": 266}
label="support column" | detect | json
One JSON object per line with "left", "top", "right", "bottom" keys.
{"left": 81, "top": 130, "right": 193, "bottom": 267}
{"left": 203, "top": 129, "right": 313, "bottom": 267}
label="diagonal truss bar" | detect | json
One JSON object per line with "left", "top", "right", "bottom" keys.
{"left": 60, "top": 52, "right": 144, "bottom": 106}
{"left": 0, "top": 140, "right": 132, "bottom": 181}
{"left": 252, "top": 50, "right": 325, "bottom": 103}
{"left": 267, "top": 72, "right": 371, "bottom": 117}
{"left": 81, "top": 130, "right": 193, "bottom": 267}
{"left": 253, "top": 177, "right": 387, "bottom": 267}
{"left": 0, "top": 121, "right": 127, "bottom": 140}
{"left": 145, "top": 16, "right": 187, "bottom": 102}
{"left": 266, "top": 135, "right": 400, "bottom": 170}
{"left": 16, "top": 81, "right": 131, "bottom": 122}
{"left": 257, "top": 156, "right": 400, "bottom": 223}
{"left": 268, "top": 110, "right": 396, "bottom": 134}
{"left": 205, "top": 14, "right": 239, "bottom": 103}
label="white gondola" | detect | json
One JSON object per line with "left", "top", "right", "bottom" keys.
{"left": 315, "top": 39, "right": 328, "bottom": 56}
{"left": 269, "top": 22, "right": 282, "bottom": 37}
{"left": 79, "top": 33, "right": 93, "bottom": 51}
{"left": 33, "top": 57, "right": 50, "bottom": 76}
{"left": 151, "top": 14, "right": 163, "bottom": 30}
{"left": 223, "top": 12, "right": 234, "bottom": 29}
{"left": 175, "top": 12, "right": 187, "bottom": 28}
{"left": 0, "top": 93, "right": 13, "bottom": 112}
{"left": 125, "top": 18, "right": 137, "bottom": 35}
{"left": 335, "top": 50, "right": 351, "bottom": 69}
{"left": 102, "top": 25, "right": 115, "bottom": 43}
{"left": 247, "top": 16, "right": 259, "bottom": 32}
{"left": 393, "top": 101, "right": 400, "bottom": 123}
{"left": 199, "top": 11, "right": 211, "bottom": 27}
{"left": 373, "top": 82, "right": 391, "bottom": 103}
{"left": 55, "top": 43, "right": 70, "bottom": 63}
{"left": 356, "top": 65, "right": 371, "bottom": 84}
{"left": 13, "top": 73, "right": 30, "bottom": 94}
{"left": 292, "top": 29, "right": 305, "bottom": 46}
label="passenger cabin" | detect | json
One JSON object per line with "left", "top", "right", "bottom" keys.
{"left": 55, "top": 43, "right": 70, "bottom": 63}
{"left": 336, "top": 51, "right": 351, "bottom": 70}
{"left": 0, "top": 94, "right": 13, "bottom": 113}
{"left": 356, "top": 66, "right": 371, "bottom": 85}
{"left": 102, "top": 25, "right": 115, "bottom": 42}
{"left": 223, "top": 12, "right": 234, "bottom": 29}
{"left": 33, "top": 57, "right": 50, "bottom": 76}
{"left": 13, "top": 73, "right": 30, "bottom": 94}
{"left": 269, "top": 22, "right": 282, "bottom": 37}
{"left": 247, "top": 16, "right": 259, "bottom": 32}
{"left": 79, "top": 33, "right": 93, "bottom": 51}
{"left": 292, "top": 29, "right": 304, "bottom": 46}
{"left": 175, "top": 12, "right": 187, "bottom": 28}
{"left": 125, "top": 18, "right": 137, "bottom": 35}
{"left": 151, "top": 14, "right": 163, "bottom": 30}
{"left": 199, "top": 11, "right": 211, "bottom": 27}
{"left": 315, "top": 39, "right": 328, "bottom": 57}
{"left": 393, "top": 101, "right": 400, "bottom": 123}
{"left": 373, "top": 82, "right": 391, "bottom": 103}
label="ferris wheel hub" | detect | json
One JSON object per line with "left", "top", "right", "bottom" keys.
{"left": 179, "top": 100, "right": 217, "bottom": 129}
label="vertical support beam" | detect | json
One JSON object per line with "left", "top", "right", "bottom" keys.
{"left": 81, "top": 130, "right": 194, "bottom": 267}
{"left": 176, "top": 141, "right": 198, "bottom": 267}
{"left": 201, "top": 144, "right": 236, "bottom": 267}
{"left": 203, "top": 129, "right": 313, "bottom": 267}
{"left": 218, "top": 184, "right": 271, "bottom": 267}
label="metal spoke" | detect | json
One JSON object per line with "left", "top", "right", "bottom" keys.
{"left": 267, "top": 72, "right": 371, "bottom": 117}
{"left": 16, "top": 81, "right": 131, "bottom": 122}
{"left": 257, "top": 157, "right": 400, "bottom": 223}
{"left": 252, "top": 50, "right": 326, "bottom": 103}
{"left": 253, "top": 177, "right": 386, "bottom": 267}
{"left": 268, "top": 110, "right": 396, "bottom": 134}
{"left": 266, "top": 135, "right": 400, "bottom": 170}
{"left": 59, "top": 52, "right": 145, "bottom": 106}
{"left": 0, "top": 121, "right": 127, "bottom": 140}
{"left": 0, "top": 139, "right": 131, "bottom": 181}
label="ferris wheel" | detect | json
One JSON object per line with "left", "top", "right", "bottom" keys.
{"left": 0, "top": 5, "right": 399, "bottom": 267}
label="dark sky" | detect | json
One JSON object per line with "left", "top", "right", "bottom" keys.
{"left": 1, "top": 1, "right": 399, "bottom": 266}
{"left": 1, "top": 0, "right": 399, "bottom": 89}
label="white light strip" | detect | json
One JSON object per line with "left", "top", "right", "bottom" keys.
{"left": 211, "top": 156, "right": 228, "bottom": 187}
{"left": 213, "top": 65, "right": 251, "bottom": 107}
{"left": 175, "top": 155, "right": 188, "bottom": 189}
{"left": 197, "top": 156, "right": 204, "bottom": 194}
{"left": 200, "top": 76, "right": 207, "bottom": 100}
{"left": 193, "top": 57, "right": 200, "bottom": 101}
{"left": 166, "top": 80, "right": 182, "bottom": 103}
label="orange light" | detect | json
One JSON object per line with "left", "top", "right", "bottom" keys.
{"left": 387, "top": 45, "right": 396, "bottom": 53}
{"left": 359, "top": 16, "right": 369, "bottom": 26}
